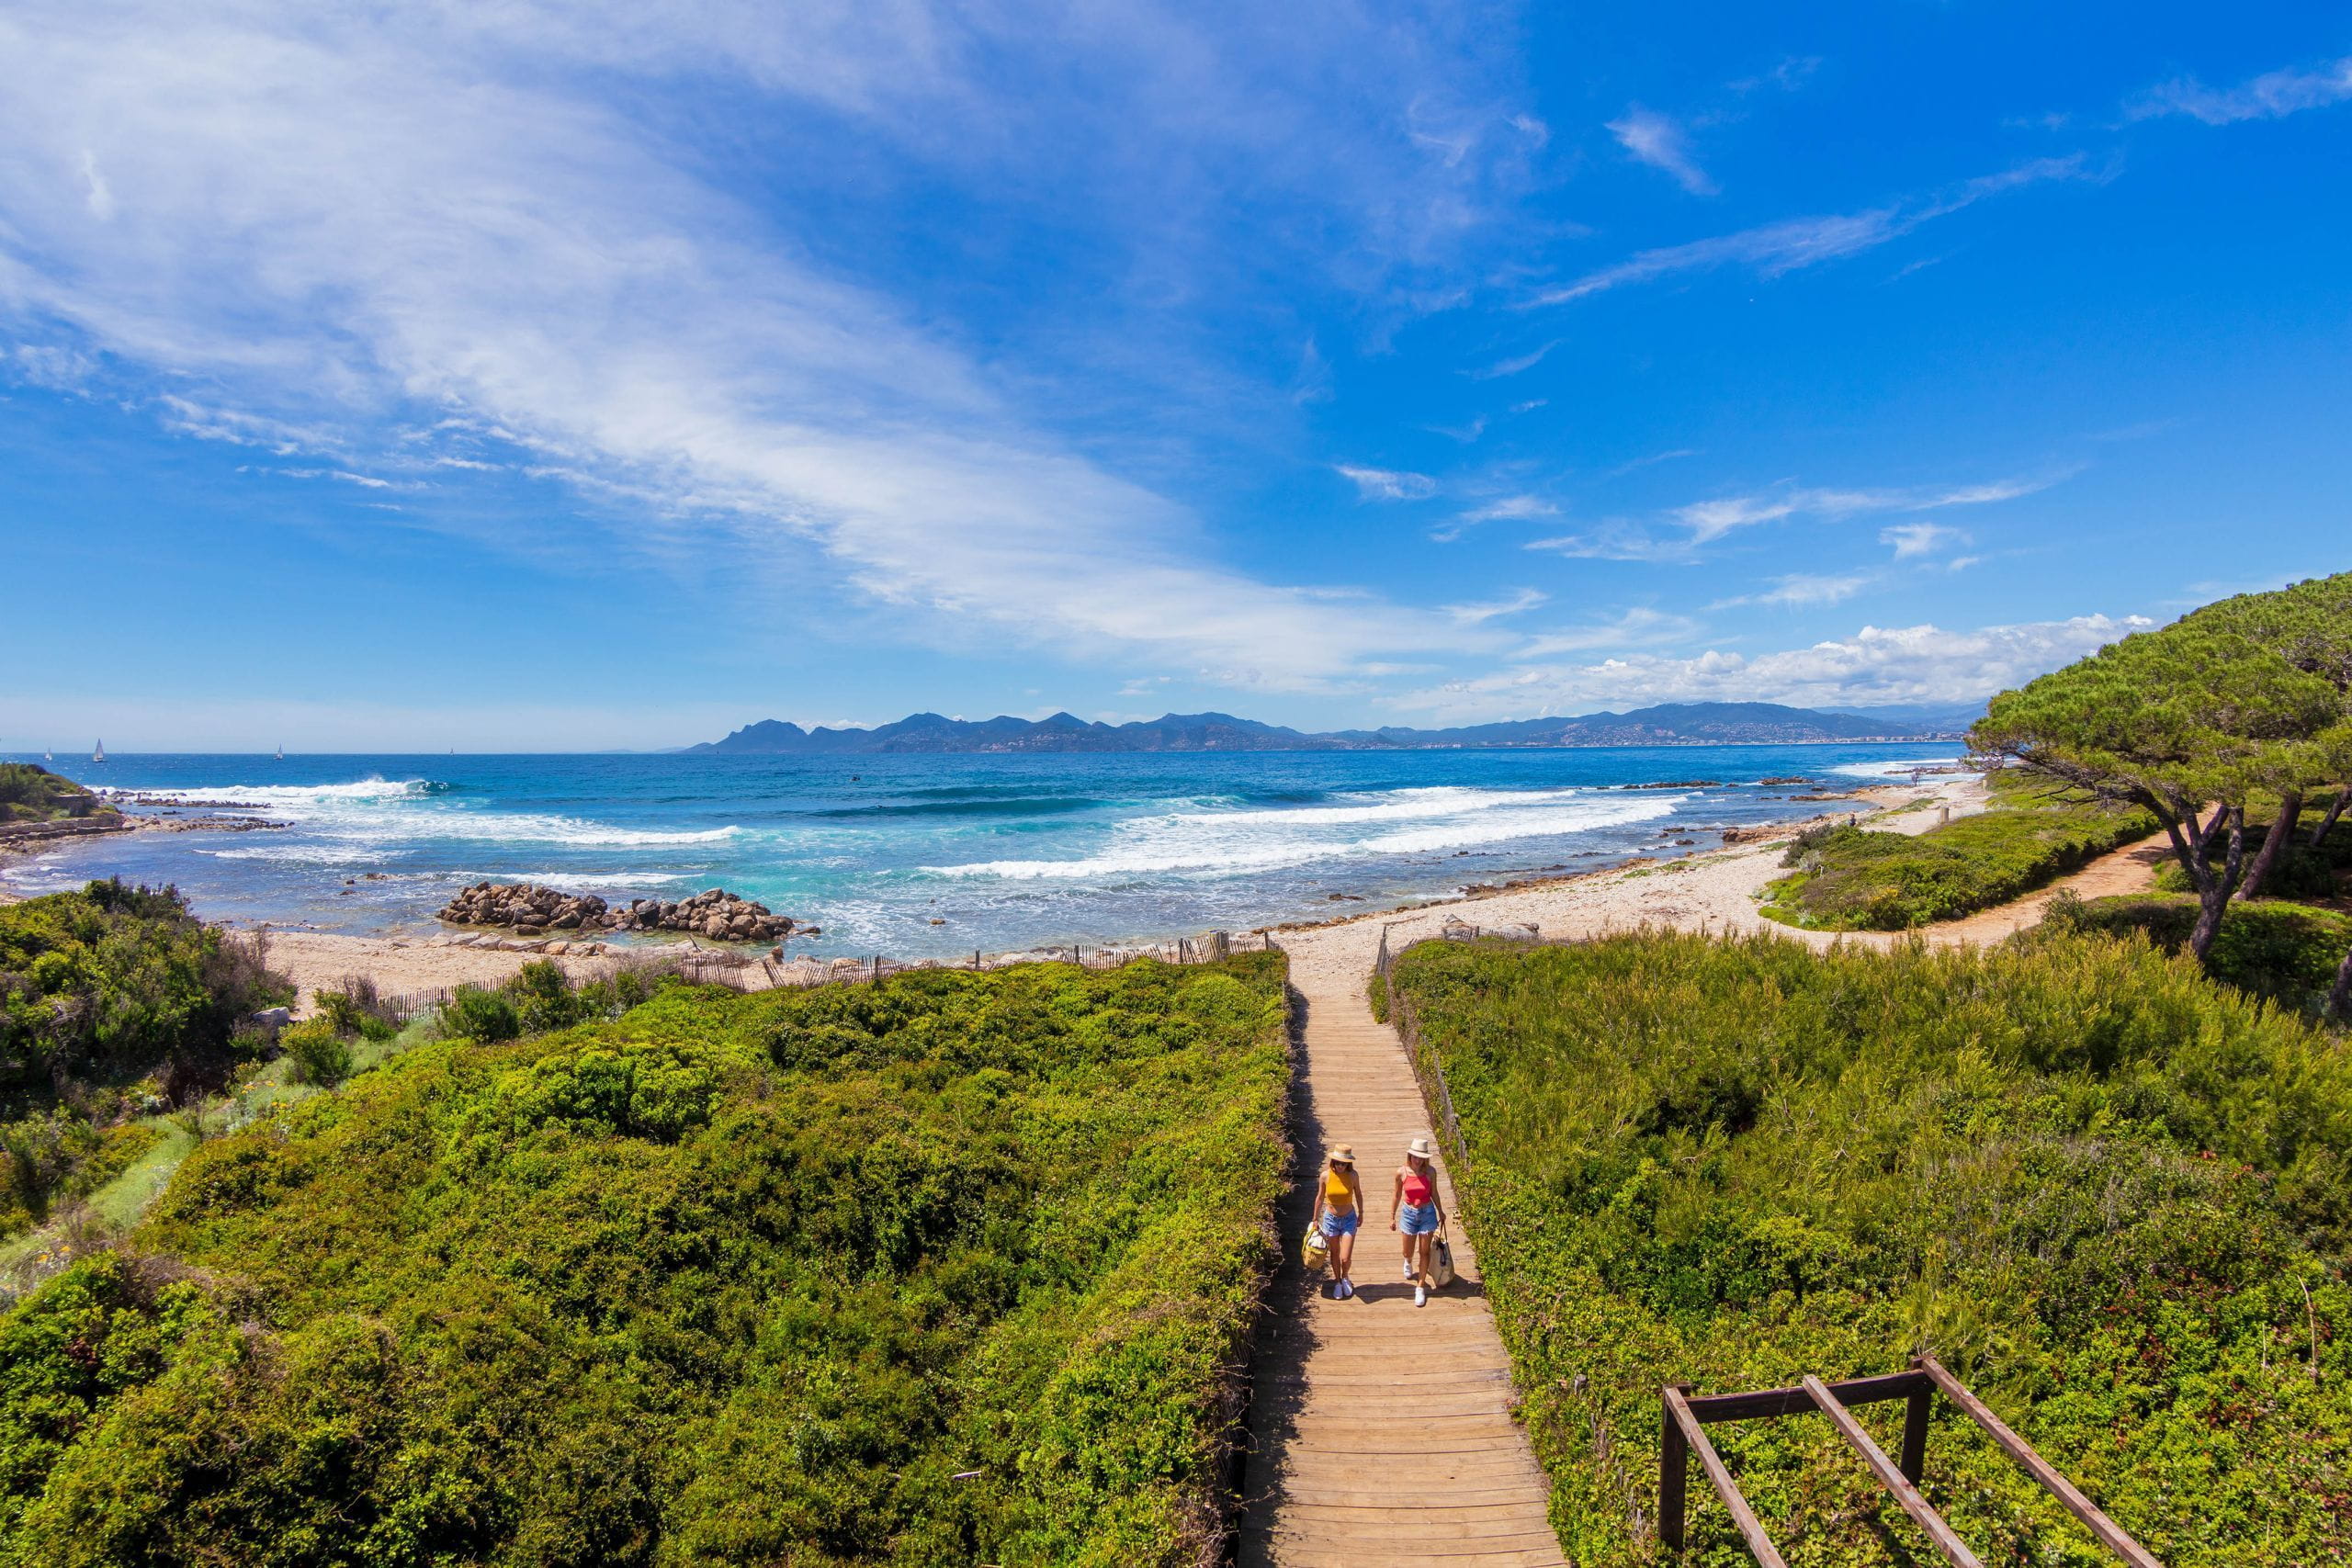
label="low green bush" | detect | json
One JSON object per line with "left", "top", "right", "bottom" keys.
{"left": 1390, "top": 931, "right": 2352, "bottom": 1566}
{"left": 0, "top": 954, "right": 1293, "bottom": 1565}
{"left": 277, "top": 1018, "right": 353, "bottom": 1088}
{"left": 1762, "top": 776, "right": 2154, "bottom": 930}
{"left": 2047, "top": 891, "right": 2351, "bottom": 1015}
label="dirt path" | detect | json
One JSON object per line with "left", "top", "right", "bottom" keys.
{"left": 1236, "top": 967, "right": 1563, "bottom": 1568}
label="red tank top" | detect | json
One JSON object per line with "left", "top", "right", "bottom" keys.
{"left": 1403, "top": 1168, "right": 1432, "bottom": 1206}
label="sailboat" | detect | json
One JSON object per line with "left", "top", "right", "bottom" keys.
{"left": 275, "top": 743, "right": 285, "bottom": 761}
{"left": 91, "top": 739, "right": 105, "bottom": 763}
{"left": 43, "top": 748, "right": 52, "bottom": 762}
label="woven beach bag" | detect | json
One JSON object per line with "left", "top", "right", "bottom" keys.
{"left": 1431, "top": 1222, "right": 1456, "bottom": 1289}
{"left": 1302, "top": 1225, "right": 1330, "bottom": 1274}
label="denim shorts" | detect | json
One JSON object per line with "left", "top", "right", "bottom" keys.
{"left": 1399, "top": 1201, "right": 1439, "bottom": 1235}
{"left": 1319, "top": 1208, "right": 1360, "bottom": 1238}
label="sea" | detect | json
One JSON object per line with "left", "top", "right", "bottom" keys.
{"left": 2, "top": 746, "right": 1961, "bottom": 958}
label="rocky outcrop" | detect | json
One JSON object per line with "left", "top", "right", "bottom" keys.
{"left": 436, "top": 882, "right": 797, "bottom": 944}
{"left": 609, "top": 889, "right": 795, "bottom": 942}
{"left": 438, "top": 882, "right": 610, "bottom": 931}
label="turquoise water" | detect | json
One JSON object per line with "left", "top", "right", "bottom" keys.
{"left": 3, "top": 746, "right": 1958, "bottom": 957}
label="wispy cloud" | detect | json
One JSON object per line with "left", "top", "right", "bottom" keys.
{"left": 1880, "top": 521, "right": 1964, "bottom": 558}
{"left": 1336, "top": 464, "right": 1439, "bottom": 501}
{"left": 1713, "top": 571, "right": 1874, "bottom": 608}
{"left": 1532, "top": 155, "right": 2101, "bottom": 306}
{"left": 1469, "top": 339, "right": 1559, "bottom": 378}
{"left": 1516, "top": 605, "right": 1701, "bottom": 657}
{"left": 1607, "top": 446, "right": 1699, "bottom": 478}
{"left": 1730, "top": 56, "right": 1820, "bottom": 95}
{"left": 1434, "top": 492, "right": 1558, "bottom": 543}
{"left": 1674, "top": 470, "right": 2071, "bottom": 544}
{"left": 2128, "top": 55, "right": 2352, "bottom": 125}
{"left": 1389, "top": 615, "right": 2156, "bottom": 721}
{"left": 1444, "top": 587, "right": 1547, "bottom": 625}
{"left": 1607, "top": 107, "right": 1717, "bottom": 196}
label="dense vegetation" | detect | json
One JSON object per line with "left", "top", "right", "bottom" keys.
{"left": 0, "top": 767, "right": 113, "bottom": 828}
{"left": 1761, "top": 773, "right": 2154, "bottom": 931}
{"left": 0, "top": 953, "right": 1292, "bottom": 1566}
{"left": 1, "top": 883, "right": 288, "bottom": 1239}
{"left": 2050, "top": 890, "right": 2352, "bottom": 1018}
{"left": 1390, "top": 930, "right": 2352, "bottom": 1567}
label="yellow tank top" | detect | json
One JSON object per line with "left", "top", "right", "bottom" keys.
{"left": 1324, "top": 1168, "right": 1354, "bottom": 1209}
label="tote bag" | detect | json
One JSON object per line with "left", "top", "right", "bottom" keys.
{"left": 1431, "top": 1221, "right": 1456, "bottom": 1289}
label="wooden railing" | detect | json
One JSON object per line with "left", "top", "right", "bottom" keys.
{"left": 1661, "top": 1356, "right": 2162, "bottom": 1568}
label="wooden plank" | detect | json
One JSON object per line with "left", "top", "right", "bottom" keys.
{"left": 1802, "top": 1375, "right": 1982, "bottom": 1568}
{"left": 1916, "top": 1357, "right": 2164, "bottom": 1568}
{"left": 1663, "top": 1386, "right": 1787, "bottom": 1568}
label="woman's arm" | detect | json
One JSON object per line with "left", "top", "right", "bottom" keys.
{"left": 1389, "top": 1168, "right": 1403, "bottom": 1227}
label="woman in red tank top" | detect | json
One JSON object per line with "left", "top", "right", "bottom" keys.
{"left": 1390, "top": 1136, "right": 1447, "bottom": 1307}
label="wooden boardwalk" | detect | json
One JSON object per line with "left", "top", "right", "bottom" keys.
{"left": 1237, "top": 968, "right": 1564, "bottom": 1568}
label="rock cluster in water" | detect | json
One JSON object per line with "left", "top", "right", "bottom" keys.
{"left": 609, "top": 889, "right": 797, "bottom": 942}
{"left": 438, "top": 882, "right": 611, "bottom": 931}
{"left": 436, "top": 882, "right": 797, "bottom": 942}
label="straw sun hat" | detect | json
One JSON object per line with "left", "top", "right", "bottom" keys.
{"left": 1406, "top": 1136, "right": 1435, "bottom": 1160}
{"left": 1328, "top": 1144, "right": 1355, "bottom": 1165}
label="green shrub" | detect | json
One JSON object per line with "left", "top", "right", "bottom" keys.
{"left": 1763, "top": 776, "right": 2154, "bottom": 930}
{"left": 0, "top": 765, "right": 110, "bottom": 825}
{"left": 277, "top": 1018, "right": 353, "bottom": 1089}
{"left": 0, "top": 954, "right": 1293, "bottom": 1565}
{"left": 1390, "top": 931, "right": 2352, "bottom": 1566}
{"left": 2047, "top": 891, "right": 2352, "bottom": 1014}
{"left": 0, "top": 884, "right": 288, "bottom": 1239}
{"left": 437, "top": 983, "right": 521, "bottom": 1043}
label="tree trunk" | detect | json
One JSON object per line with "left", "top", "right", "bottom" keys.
{"left": 2312, "top": 793, "right": 2347, "bottom": 849}
{"left": 2238, "top": 790, "right": 2302, "bottom": 901}
{"left": 2187, "top": 806, "right": 2247, "bottom": 965}
{"left": 2330, "top": 943, "right": 2352, "bottom": 1023}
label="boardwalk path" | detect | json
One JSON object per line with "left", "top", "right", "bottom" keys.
{"left": 1237, "top": 964, "right": 1564, "bottom": 1567}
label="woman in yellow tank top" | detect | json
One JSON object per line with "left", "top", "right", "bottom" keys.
{"left": 1309, "top": 1144, "right": 1364, "bottom": 1299}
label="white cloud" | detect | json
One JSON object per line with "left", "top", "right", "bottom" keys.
{"left": 2129, "top": 55, "right": 2352, "bottom": 125}
{"left": 1471, "top": 339, "right": 1558, "bottom": 378}
{"left": 1532, "top": 155, "right": 2099, "bottom": 305}
{"left": 1444, "top": 587, "right": 1547, "bottom": 625}
{"left": 1607, "top": 107, "right": 1717, "bottom": 196}
{"left": 1388, "top": 614, "right": 2156, "bottom": 721}
{"left": 1336, "top": 464, "right": 1439, "bottom": 501}
{"left": 0, "top": 0, "right": 1523, "bottom": 692}
{"left": 1676, "top": 495, "right": 1795, "bottom": 542}
{"left": 1673, "top": 470, "right": 2068, "bottom": 544}
{"left": 1713, "top": 571, "right": 1874, "bottom": 608}
{"left": 1516, "top": 606, "right": 1701, "bottom": 657}
{"left": 1881, "top": 521, "right": 1964, "bottom": 558}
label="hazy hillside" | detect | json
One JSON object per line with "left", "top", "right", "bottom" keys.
{"left": 687, "top": 702, "right": 1943, "bottom": 754}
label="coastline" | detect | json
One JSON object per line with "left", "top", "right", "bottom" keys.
{"left": 243, "top": 768, "right": 2000, "bottom": 1013}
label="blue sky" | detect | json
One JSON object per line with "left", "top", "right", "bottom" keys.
{"left": 1, "top": 1, "right": 2346, "bottom": 751}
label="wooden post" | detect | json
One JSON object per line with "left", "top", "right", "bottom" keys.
{"left": 1659, "top": 1384, "right": 1690, "bottom": 1550}
{"left": 1900, "top": 1383, "right": 1932, "bottom": 1483}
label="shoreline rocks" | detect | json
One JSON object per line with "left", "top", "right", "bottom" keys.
{"left": 435, "top": 882, "right": 798, "bottom": 945}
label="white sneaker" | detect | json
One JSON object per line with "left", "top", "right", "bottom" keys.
{"left": 1404, "top": 1260, "right": 1416, "bottom": 1280}
{"left": 1338, "top": 1280, "right": 1353, "bottom": 1300}
{"left": 1415, "top": 1285, "right": 1428, "bottom": 1307}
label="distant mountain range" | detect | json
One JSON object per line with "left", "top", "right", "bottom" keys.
{"left": 684, "top": 702, "right": 1970, "bottom": 755}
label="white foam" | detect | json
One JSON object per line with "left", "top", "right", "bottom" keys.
{"left": 928, "top": 788, "right": 1684, "bottom": 881}
{"left": 111, "top": 776, "right": 739, "bottom": 848}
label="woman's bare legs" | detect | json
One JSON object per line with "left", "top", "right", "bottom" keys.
{"left": 1408, "top": 1232, "right": 1432, "bottom": 1286}
{"left": 1330, "top": 1228, "right": 1356, "bottom": 1290}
